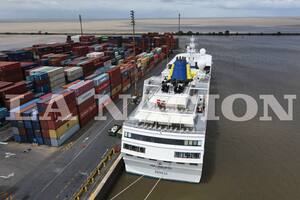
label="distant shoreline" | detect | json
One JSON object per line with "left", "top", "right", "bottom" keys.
{"left": 1, "top": 32, "right": 300, "bottom": 36}
{"left": 1, "top": 16, "right": 300, "bottom": 22}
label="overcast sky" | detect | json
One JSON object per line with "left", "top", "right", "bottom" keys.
{"left": 1, "top": 0, "right": 300, "bottom": 19}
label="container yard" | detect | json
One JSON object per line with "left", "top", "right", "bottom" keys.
{"left": 0, "top": 33, "right": 178, "bottom": 144}
{"left": 0, "top": 32, "right": 178, "bottom": 199}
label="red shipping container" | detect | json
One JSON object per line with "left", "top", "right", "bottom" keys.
{"left": 100, "top": 56, "right": 112, "bottom": 62}
{"left": 107, "top": 66, "right": 121, "bottom": 88}
{"left": 0, "top": 61, "right": 20, "bottom": 71}
{"left": 5, "top": 91, "right": 34, "bottom": 109}
{"left": 79, "top": 102, "right": 97, "bottom": 120}
{"left": 0, "top": 62, "right": 24, "bottom": 82}
{"left": 77, "top": 58, "right": 102, "bottom": 77}
{"left": 40, "top": 107, "right": 78, "bottom": 130}
{"left": 95, "top": 80, "right": 110, "bottom": 94}
{"left": 80, "top": 35, "right": 96, "bottom": 43}
{"left": 67, "top": 80, "right": 94, "bottom": 97}
{"left": 79, "top": 103, "right": 97, "bottom": 127}
{"left": 77, "top": 96, "right": 96, "bottom": 113}
{"left": 0, "top": 81, "right": 14, "bottom": 90}
{"left": 0, "top": 81, "right": 27, "bottom": 104}
{"left": 72, "top": 46, "right": 89, "bottom": 57}
{"left": 37, "top": 90, "right": 77, "bottom": 115}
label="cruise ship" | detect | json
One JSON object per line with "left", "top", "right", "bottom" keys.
{"left": 121, "top": 37, "right": 212, "bottom": 183}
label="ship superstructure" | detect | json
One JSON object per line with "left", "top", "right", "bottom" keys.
{"left": 121, "top": 37, "right": 212, "bottom": 183}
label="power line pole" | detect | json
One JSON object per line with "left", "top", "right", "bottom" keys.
{"left": 130, "top": 10, "right": 138, "bottom": 97}
{"left": 130, "top": 10, "right": 136, "bottom": 56}
{"left": 178, "top": 13, "right": 181, "bottom": 33}
{"left": 79, "top": 14, "right": 83, "bottom": 35}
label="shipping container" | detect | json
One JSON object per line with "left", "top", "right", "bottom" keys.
{"left": 64, "top": 67, "right": 83, "bottom": 83}
{"left": 0, "top": 62, "right": 24, "bottom": 82}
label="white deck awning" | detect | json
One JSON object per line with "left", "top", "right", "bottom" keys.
{"left": 149, "top": 94, "right": 188, "bottom": 107}
{"left": 134, "top": 110, "right": 194, "bottom": 126}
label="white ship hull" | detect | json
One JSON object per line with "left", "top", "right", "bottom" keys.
{"left": 123, "top": 154, "right": 202, "bottom": 183}
{"left": 121, "top": 37, "right": 211, "bottom": 184}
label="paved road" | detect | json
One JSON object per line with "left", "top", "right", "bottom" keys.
{"left": 12, "top": 57, "right": 173, "bottom": 200}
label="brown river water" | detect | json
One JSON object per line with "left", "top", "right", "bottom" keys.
{"left": 107, "top": 36, "right": 300, "bottom": 200}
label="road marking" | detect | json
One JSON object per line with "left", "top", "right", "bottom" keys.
{"left": 5, "top": 152, "right": 16, "bottom": 158}
{"left": 0, "top": 173, "right": 14, "bottom": 179}
{"left": 0, "top": 142, "right": 8, "bottom": 145}
{"left": 79, "top": 171, "right": 88, "bottom": 176}
{"left": 144, "top": 178, "right": 161, "bottom": 200}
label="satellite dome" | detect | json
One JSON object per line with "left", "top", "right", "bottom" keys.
{"left": 200, "top": 48, "right": 206, "bottom": 55}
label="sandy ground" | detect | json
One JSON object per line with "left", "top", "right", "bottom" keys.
{"left": 0, "top": 17, "right": 300, "bottom": 33}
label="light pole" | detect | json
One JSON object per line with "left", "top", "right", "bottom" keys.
{"left": 178, "top": 13, "right": 181, "bottom": 33}
{"left": 130, "top": 10, "right": 138, "bottom": 97}
{"left": 130, "top": 10, "right": 136, "bottom": 56}
{"left": 79, "top": 14, "right": 83, "bottom": 35}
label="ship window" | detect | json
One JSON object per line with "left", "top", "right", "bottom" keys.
{"left": 174, "top": 152, "right": 201, "bottom": 159}
{"left": 198, "top": 140, "right": 202, "bottom": 147}
{"left": 123, "top": 143, "right": 145, "bottom": 153}
{"left": 124, "top": 132, "right": 132, "bottom": 138}
{"left": 124, "top": 133, "right": 201, "bottom": 146}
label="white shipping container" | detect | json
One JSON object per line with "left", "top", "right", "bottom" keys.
{"left": 87, "top": 52, "right": 105, "bottom": 58}
{"left": 71, "top": 35, "right": 81, "bottom": 43}
{"left": 67, "top": 74, "right": 83, "bottom": 82}
{"left": 64, "top": 67, "right": 83, "bottom": 77}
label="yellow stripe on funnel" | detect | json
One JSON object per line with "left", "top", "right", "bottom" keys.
{"left": 168, "top": 64, "right": 175, "bottom": 80}
{"left": 186, "top": 64, "right": 192, "bottom": 80}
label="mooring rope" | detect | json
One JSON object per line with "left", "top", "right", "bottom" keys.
{"left": 143, "top": 178, "right": 161, "bottom": 200}
{"left": 110, "top": 175, "right": 144, "bottom": 200}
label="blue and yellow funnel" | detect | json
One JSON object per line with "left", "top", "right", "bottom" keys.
{"left": 168, "top": 57, "right": 192, "bottom": 81}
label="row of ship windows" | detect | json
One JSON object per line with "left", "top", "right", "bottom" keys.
{"left": 123, "top": 143, "right": 145, "bottom": 153}
{"left": 174, "top": 152, "right": 201, "bottom": 159}
{"left": 123, "top": 143, "right": 201, "bottom": 159}
{"left": 124, "top": 132, "right": 202, "bottom": 147}
{"left": 126, "top": 154, "right": 199, "bottom": 166}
